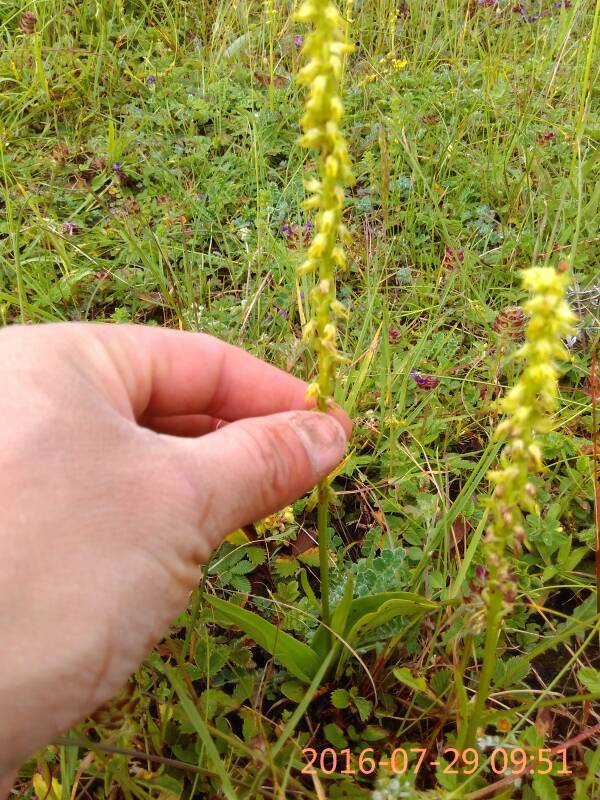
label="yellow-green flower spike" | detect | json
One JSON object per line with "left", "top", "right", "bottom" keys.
{"left": 483, "top": 265, "right": 577, "bottom": 611}
{"left": 464, "top": 264, "right": 576, "bottom": 748}
{"left": 294, "top": 0, "right": 354, "bottom": 410}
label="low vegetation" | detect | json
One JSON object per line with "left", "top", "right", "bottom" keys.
{"left": 1, "top": 0, "right": 599, "bottom": 797}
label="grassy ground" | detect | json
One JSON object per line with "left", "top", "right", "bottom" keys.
{"left": 1, "top": 0, "right": 599, "bottom": 797}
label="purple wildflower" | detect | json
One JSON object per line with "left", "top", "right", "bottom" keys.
{"left": 514, "top": 0, "right": 570, "bottom": 24}
{"left": 441, "top": 246, "right": 464, "bottom": 271}
{"left": 112, "top": 162, "right": 130, "bottom": 185}
{"left": 409, "top": 370, "right": 440, "bottom": 390}
{"left": 146, "top": 75, "right": 155, "bottom": 86}
{"left": 62, "top": 221, "right": 81, "bottom": 236}
{"left": 474, "top": 565, "right": 487, "bottom": 582}
{"left": 281, "top": 221, "right": 313, "bottom": 248}
{"left": 388, "top": 327, "right": 401, "bottom": 344}
{"left": 294, "top": 35, "right": 303, "bottom": 46}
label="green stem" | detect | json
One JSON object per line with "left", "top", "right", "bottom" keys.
{"left": 181, "top": 550, "right": 215, "bottom": 661}
{"left": 464, "top": 590, "right": 504, "bottom": 748}
{"left": 454, "top": 634, "right": 473, "bottom": 751}
{"left": 317, "top": 479, "right": 331, "bottom": 645}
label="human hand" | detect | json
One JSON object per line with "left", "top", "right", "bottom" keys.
{"left": 0, "top": 323, "right": 350, "bottom": 788}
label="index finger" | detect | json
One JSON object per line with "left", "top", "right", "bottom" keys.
{"left": 73, "top": 323, "right": 351, "bottom": 434}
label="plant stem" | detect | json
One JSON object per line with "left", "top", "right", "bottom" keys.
{"left": 464, "top": 590, "right": 503, "bottom": 748}
{"left": 454, "top": 634, "right": 473, "bottom": 751}
{"left": 295, "top": 0, "right": 353, "bottom": 648}
{"left": 317, "top": 479, "right": 331, "bottom": 644}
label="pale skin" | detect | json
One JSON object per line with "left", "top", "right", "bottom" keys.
{"left": 0, "top": 323, "right": 350, "bottom": 794}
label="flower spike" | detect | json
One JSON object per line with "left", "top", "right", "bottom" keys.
{"left": 294, "top": 0, "right": 354, "bottom": 408}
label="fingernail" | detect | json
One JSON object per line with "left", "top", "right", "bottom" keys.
{"left": 292, "top": 412, "right": 348, "bottom": 478}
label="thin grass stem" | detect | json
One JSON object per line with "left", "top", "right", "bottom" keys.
{"left": 317, "top": 480, "right": 331, "bottom": 643}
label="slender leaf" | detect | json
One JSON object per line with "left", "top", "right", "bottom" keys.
{"left": 165, "top": 664, "right": 237, "bottom": 800}
{"left": 205, "top": 595, "right": 321, "bottom": 682}
{"left": 312, "top": 590, "right": 437, "bottom": 657}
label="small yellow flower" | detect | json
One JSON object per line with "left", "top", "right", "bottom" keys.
{"left": 254, "top": 506, "right": 295, "bottom": 536}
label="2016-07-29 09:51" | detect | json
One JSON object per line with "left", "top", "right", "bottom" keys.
{"left": 301, "top": 747, "right": 572, "bottom": 776}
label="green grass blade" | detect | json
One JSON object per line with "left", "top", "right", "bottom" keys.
{"left": 164, "top": 664, "right": 238, "bottom": 800}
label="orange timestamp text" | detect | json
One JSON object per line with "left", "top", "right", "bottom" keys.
{"left": 301, "top": 746, "right": 572, "bottom": 776}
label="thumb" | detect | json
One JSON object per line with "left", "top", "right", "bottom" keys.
{"left": 172, "top": 410, "right": 349, "bottom": 550}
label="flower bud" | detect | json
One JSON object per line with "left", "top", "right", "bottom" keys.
{"left": 330, "top": 299, "right": 348, "bottom": 318}
{"left": 298, "top": 259, "right": 316, "bottom": 275}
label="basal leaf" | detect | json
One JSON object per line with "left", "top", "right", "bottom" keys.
{"left": 312, "top": 591, "right": 437, "bottom": 659}
{"left": 205, "top": 595, "right": 321, "bottom": 682}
